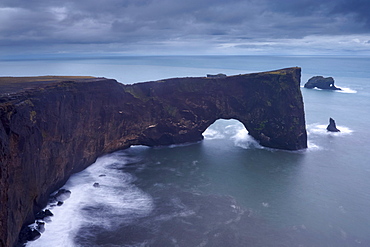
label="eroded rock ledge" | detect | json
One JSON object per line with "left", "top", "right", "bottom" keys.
{"left": 0, "top": 67, "right": 307, "bottom": 247}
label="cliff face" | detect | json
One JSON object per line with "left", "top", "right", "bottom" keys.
{"left": 0, "top": 67, "right": 307, "bottom": 247}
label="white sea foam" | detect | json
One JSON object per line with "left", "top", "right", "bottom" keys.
{"left": 307, "top": 124, "right": 353, "bottom": 136}
{"left": 224, "top": 124, "right": 241, "bottom": 135}
{"left": 203, "top": 128, "right": 225, "bottom": 140}
{"left": 304, "top": 123, "right": 354, "bottom": 152}
{"left": 306, "top": 140, "right": 322, "bottom": 151}
{"left": 231, "top": 128, "right": 262, "bottom": 149}
{"left": 27, "top": 152, "right": 153, "bottom": 247}
{"left": 301, "top": 85, "right": 357, "bottom": 93}
{"left": 336, "top": 86, "right": 357, "bottom": 94}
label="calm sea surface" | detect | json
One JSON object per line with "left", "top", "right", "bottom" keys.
{"left": 2, "top": 56, "right": 370, "bottom": 247}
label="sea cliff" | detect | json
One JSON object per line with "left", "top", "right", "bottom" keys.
{"left": 0, "top": 67, "right": 307, "bottom": 247}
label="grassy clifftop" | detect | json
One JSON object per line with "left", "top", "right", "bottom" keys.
{"left": 0, "top": 76, "right": 96, "bottom": 94}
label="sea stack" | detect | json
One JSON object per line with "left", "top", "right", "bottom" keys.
{"left": 304, "top": 76, "right": 341, "bottom": 90}
{"left": 327, "top": 118, "right": 340, "bottom": 132}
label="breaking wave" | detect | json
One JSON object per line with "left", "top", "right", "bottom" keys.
{"left": 230, "top": 128, "right": 263, "bottom": 149}
{"left": 203, "top": 120, "right": 263, "bottom": 150}
{"left": 203, "top": 128, "right": 225, "bottom": 140}
{"left": 27, "top": 152, "right": 153, "bottom": 247}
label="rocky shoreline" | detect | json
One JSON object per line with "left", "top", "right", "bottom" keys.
{"left": 17, "top": 189, "right": 72, "bottom": 246}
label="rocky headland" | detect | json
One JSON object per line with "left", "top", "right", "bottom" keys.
{"left": 0, "top": 67, "right": 307, "bottom": 247}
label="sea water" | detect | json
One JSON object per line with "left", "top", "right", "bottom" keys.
{"left": 1, "top": 56, "right": 370, "bottom": 246}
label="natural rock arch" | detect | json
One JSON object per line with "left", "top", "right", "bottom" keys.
{"left": 121, "top": 67, "right": 307, "bottom": 151}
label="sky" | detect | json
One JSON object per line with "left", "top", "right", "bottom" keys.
{"left": 1, "top": 0, "right": 370, "bottom": 57}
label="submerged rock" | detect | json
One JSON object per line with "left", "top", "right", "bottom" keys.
{"left": 327, "top": 118, "right": 340, "bottom": 132}
{"left": 51, "top": 189, "right": 71, "bottom": 202}
{"left": 304, "top": 76, "right": 341, "bottom": 90}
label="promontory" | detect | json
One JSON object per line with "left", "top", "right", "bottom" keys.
{"left": 0, "top": 67, "right": 307, "bottom": 247}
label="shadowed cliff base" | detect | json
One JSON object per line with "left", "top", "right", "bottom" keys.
{"left": 0, "top": 67, "right": 306, "bottom": 247}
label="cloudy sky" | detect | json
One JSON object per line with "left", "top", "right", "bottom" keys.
{"left": 1, "top": 0, "right": 370, "bottom": 56}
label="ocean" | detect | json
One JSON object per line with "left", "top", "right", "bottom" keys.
{"left": 2, "top": 56, "right": 370, "bottom": 246}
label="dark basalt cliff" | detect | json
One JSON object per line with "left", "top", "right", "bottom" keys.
{"left": 0, "top": 67, "right": 307, "bottom": 247}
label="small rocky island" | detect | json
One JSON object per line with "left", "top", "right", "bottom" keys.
{"left": 304, "top": 76, "right": 341, "bottom": 90}
{"left": 0, "top": 68, "right": 307, "bottom": 247}
{"left": 327, "top": 118, "right": 340, "bottom": 132}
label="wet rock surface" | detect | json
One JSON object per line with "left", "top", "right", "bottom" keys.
{"left": 34, "top": 210, "right": 53, "bottom": 221}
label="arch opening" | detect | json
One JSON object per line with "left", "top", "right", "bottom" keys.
{"left": 202, "top": 119, "right": 262, "bottom": 149}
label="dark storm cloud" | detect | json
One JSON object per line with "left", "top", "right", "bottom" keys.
{"left": 1, "top": 0, "right": 370, "bottom": 55}
{"left": 331, "top": 0, "right": 370, "bottom": 30}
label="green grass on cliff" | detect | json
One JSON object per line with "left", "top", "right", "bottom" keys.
{"left": 0, "top": 76, "right": 95, "bottom": 85}
{"left": 0, "top": 76, "right": 96, "bottom": 94}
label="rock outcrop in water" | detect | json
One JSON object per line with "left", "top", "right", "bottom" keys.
{"left": 304, "top": 76, "right": 341, "bottom": 90}
{"left": 0, "top": 67, "right": 307, "bottom": 247}
{"left": 327, "top": 117, "right": 340, "bottom": 132}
